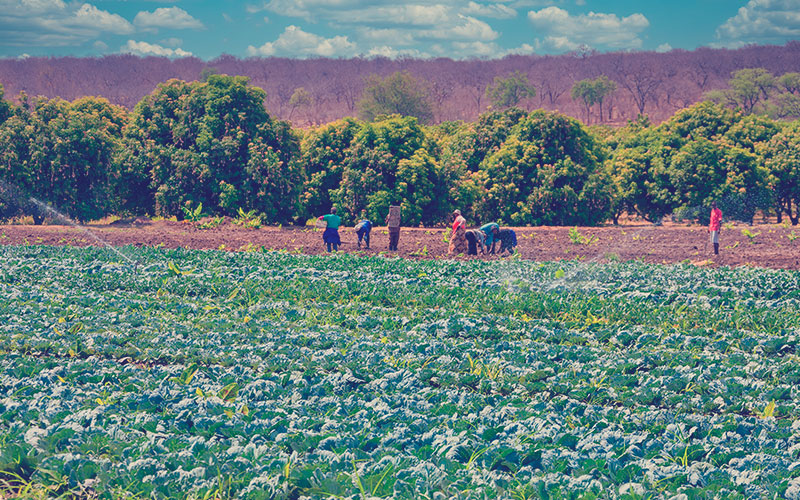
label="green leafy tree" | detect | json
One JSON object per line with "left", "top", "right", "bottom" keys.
{"left": 395, "top": 149, "right": 448, "bottom": 226}
{"left": 762, "top": 122, "right": 800, "bottom": 224}
{"left": 0, "top": 95, "right": 126, "bottom": 223}
{"left": 475, "top": 110, "right": 613, "bottom": 225}
{"left": 288, "top": 87, "right": 312, "bottom": 121}
{"left": 485, "top": 71, "right": 536, "bottom": 110}
{"left": 357, "top": 71, "right": 433, "bottom": 124}
{"left": 440, "top": 108, "right": 527, "bottom": 175}
{"left": 664, "top": 138, "right": 764, "bottom": 222}
{"left": 632, "top": 102, "right": 769, "bottom": 224}
{"left": 603, "top": 116, "right": 671, "bottom": 223}
{"left": 122, "top": 75, "right": 299, "bottom": 221}
{"left": 0, "top": 84, "right": 11, "bottom": 125}
{"left": 707, "top": 68, "right": 776, "bottom": 114}
{"left": 778, "top": 72, "right": 800, "bottom": 94}
{"left": 298, "top": 117, "right": 361, "bottom": 220}
{"left": 333, "top": 115, "right": 444, "bottom": 225}
{"left": 571, "top": 76, "right": 616, "bottom": 124}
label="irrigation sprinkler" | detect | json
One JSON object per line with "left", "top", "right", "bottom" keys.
{"left": 0, "top": 179, "right": 138, "bottom": 269}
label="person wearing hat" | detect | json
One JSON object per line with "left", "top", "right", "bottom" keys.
{"left": 448, "top": 209, "right": 467, "bottom": 255}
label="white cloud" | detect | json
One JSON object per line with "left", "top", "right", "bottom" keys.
{"left": 527, "top": 6, "right": 648, "bottom": 51}
{"left": 366, "top": 45, "right": 428, "bottom": 58}
{"left": 397, "top": 15, "right": 498, "bottom": 41}
{"left": 244, "top": 1, "right": 521, "bottom": 58}
{"left": 358, "top": 27, "right": 416, "bottom": 46}
{"left": 160, "top": 37, "right": 182, "bottom": 47}
{"left": 0, "top": 0, "right": 133, "bottom": 47}
{"left": 656, "top": 42, "right": 672, "bottom": 52}
{"left": 93, "top": 40, "right": 108, "bottom": 51}
{"left": 462, "top": 1, "right": 516, "bottom": 19}
{"left": 716, "top": 0, "right": 800, "bottom": 46}
{"left": 122, "top": 39, "right": 193, "bottom": 57}
{"left": 247, "top": 25, "right": 357, "bottom": 57}
{"left": 134, "top": 7, "right": 203, "bottom": 30}
{"left": 510, "top": 0, "right": 564, "bottom": 7}
{"left": 331, "top": 4, "right": 453, "bottom": 26}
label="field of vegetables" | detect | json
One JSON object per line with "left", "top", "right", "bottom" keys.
{"left": 2, "top": 244, "right": 800, "bottom": 499}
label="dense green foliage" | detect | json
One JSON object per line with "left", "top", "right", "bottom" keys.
{"left": 357, "top": 71, "right": 433, "bottom": 125}
{"left": 485, "top": 71, "right": 536, "bottom": 110}
{"left": 1, "top": 246, "right": 800, "bottom": 498}
{"left": 1, "top": 71, "right": 800, "bottom": 226}
{"left": 0, "top": 95, "right": 127, "bottom": 223}
{"left": 119, "top": 75, "right": 300, "bottom": 221}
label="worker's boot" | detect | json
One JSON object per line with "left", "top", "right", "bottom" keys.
{"left": 713, "top": 243, "right": 719, "bottom": 255}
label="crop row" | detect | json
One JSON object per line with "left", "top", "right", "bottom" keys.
{"left": 1, "top": 245, "right": 800, "bottom": 498}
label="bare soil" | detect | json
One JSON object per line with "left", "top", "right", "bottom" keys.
{"left": 2, "top": 218, "right": 799, "bottom": 270}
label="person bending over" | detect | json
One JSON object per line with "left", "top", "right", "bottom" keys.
{"left": 465, "top": 229, "right": 486, "bottom": 255}
{"left": 355, "top": 211, "right": 372, "bottom": 249}
{"left": 496, "top": 228, "right": 517, "bottom": 255}
{"left": 480, "top": 222, "right": 500, "bottom": 254}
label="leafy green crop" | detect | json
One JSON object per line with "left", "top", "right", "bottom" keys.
{"left": 0, "top": 245, "right": 799, "bottom": 498}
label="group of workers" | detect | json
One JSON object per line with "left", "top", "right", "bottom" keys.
{"left": 317, "top": 207, "right": 517, "bottom": 256}
{"left": 448, "top": 210, "right": 517, "bottom": 255}
{"left": 317, "top": 202, "right": 724, "bottom": 256}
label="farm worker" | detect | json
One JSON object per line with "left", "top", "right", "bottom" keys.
{"left": 448, "top": 210, "right": 467, "bottom": 255}
{"left": 318, "top": 206, "right": 341, "bottom": 252}
{"left": 709, "top": 201, "right": 722, "bottom": 255}
{"left": 480, "top": 222, "right": 500, "bottom": 254}
{"left": 354, "top": 210, "right": 372, "bottom": 249}
{"left": 385, "top": 206, "right": 401, "bottom": 251}
{"left": 496, "top": 229, "right": 518, "bottom": 255}
{"left": 465, "top": 229, "right": 486, "bottom": 255}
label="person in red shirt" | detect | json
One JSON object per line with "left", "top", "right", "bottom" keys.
{"left": 709, "top": 201, "right": 722, "bottom": 255}
{"left": 448, "top": 210, "right": 467, "bottom": 255}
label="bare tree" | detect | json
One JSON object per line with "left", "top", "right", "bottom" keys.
{"left": 611, "top": 54, "right": 665, "bottom": 116}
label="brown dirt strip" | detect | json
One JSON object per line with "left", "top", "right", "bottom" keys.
{"left": 1, "top": 219, "right": 799, "bottom": 271}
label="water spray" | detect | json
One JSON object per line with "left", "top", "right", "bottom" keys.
{"left": 0, "top": 179, "right": 141, "bottom": 272}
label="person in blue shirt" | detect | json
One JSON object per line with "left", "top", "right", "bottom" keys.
{"left": 480, "top": 222, "right": 500, "bottom": 253}
{"left": 496, "top": 229, "right": 517, "bottom": 255}
{"left": 355, "top": 210, "right": 372, "bottom": 249}
{"left": 318, "top": 206, "right": 341, "bottom": 252}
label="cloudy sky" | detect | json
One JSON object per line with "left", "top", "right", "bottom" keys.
{"left": 1, "top": 0, "right": 799, "bottom": 59}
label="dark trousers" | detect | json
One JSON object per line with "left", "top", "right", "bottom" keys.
{"left": 357, "top": 230, "right": 370, "bottom": 248}
{"left": 466, "top": 234, "right": 478, "bottom": 255}
{"left": 388, "top": 228, "right": 400, "bottom": 250}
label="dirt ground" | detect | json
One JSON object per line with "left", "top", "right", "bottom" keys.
{"left": 1, "top": 218, "right": 799, "bottom": 270}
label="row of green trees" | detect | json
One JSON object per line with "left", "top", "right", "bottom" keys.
{"left": 1, "top": 75, "right": 799, "bottom": 227}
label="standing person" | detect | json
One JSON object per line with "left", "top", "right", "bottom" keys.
{"left": 496, "top": 228, "right": 518, "bottom": 255}
{"left": 318, "top": 206, "right": 341, "bottom": 252}
{"left": 355, "top": 210, "right": 372, "bottom": 249}
{"left": 709, "top": 201, "right": 722, "bottom": 255}
{"left": 448, "top": 210, "right": 467, "bottom": 255}
{"left": 465, "top": 229, "right": 486, "bottom": 255}
{"left": 480, "top": 222, "right": 500, "bottom": 254}
{"left": 385, "top": 205, "right": 401, "bottom": 251}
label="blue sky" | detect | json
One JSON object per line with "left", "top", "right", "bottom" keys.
{"left": 0, "top": 0, "right": 798, "bottom": 60}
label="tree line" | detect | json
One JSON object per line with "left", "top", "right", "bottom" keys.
{"left": 2, "top": 43, "right": 800, "bottom": 126}
{"left": 0, "top": 73, "right": 799, "bottom": 227}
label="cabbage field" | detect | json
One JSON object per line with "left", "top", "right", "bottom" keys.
{"left": 1, "top": 245, "right": 800, "bottom": 499}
